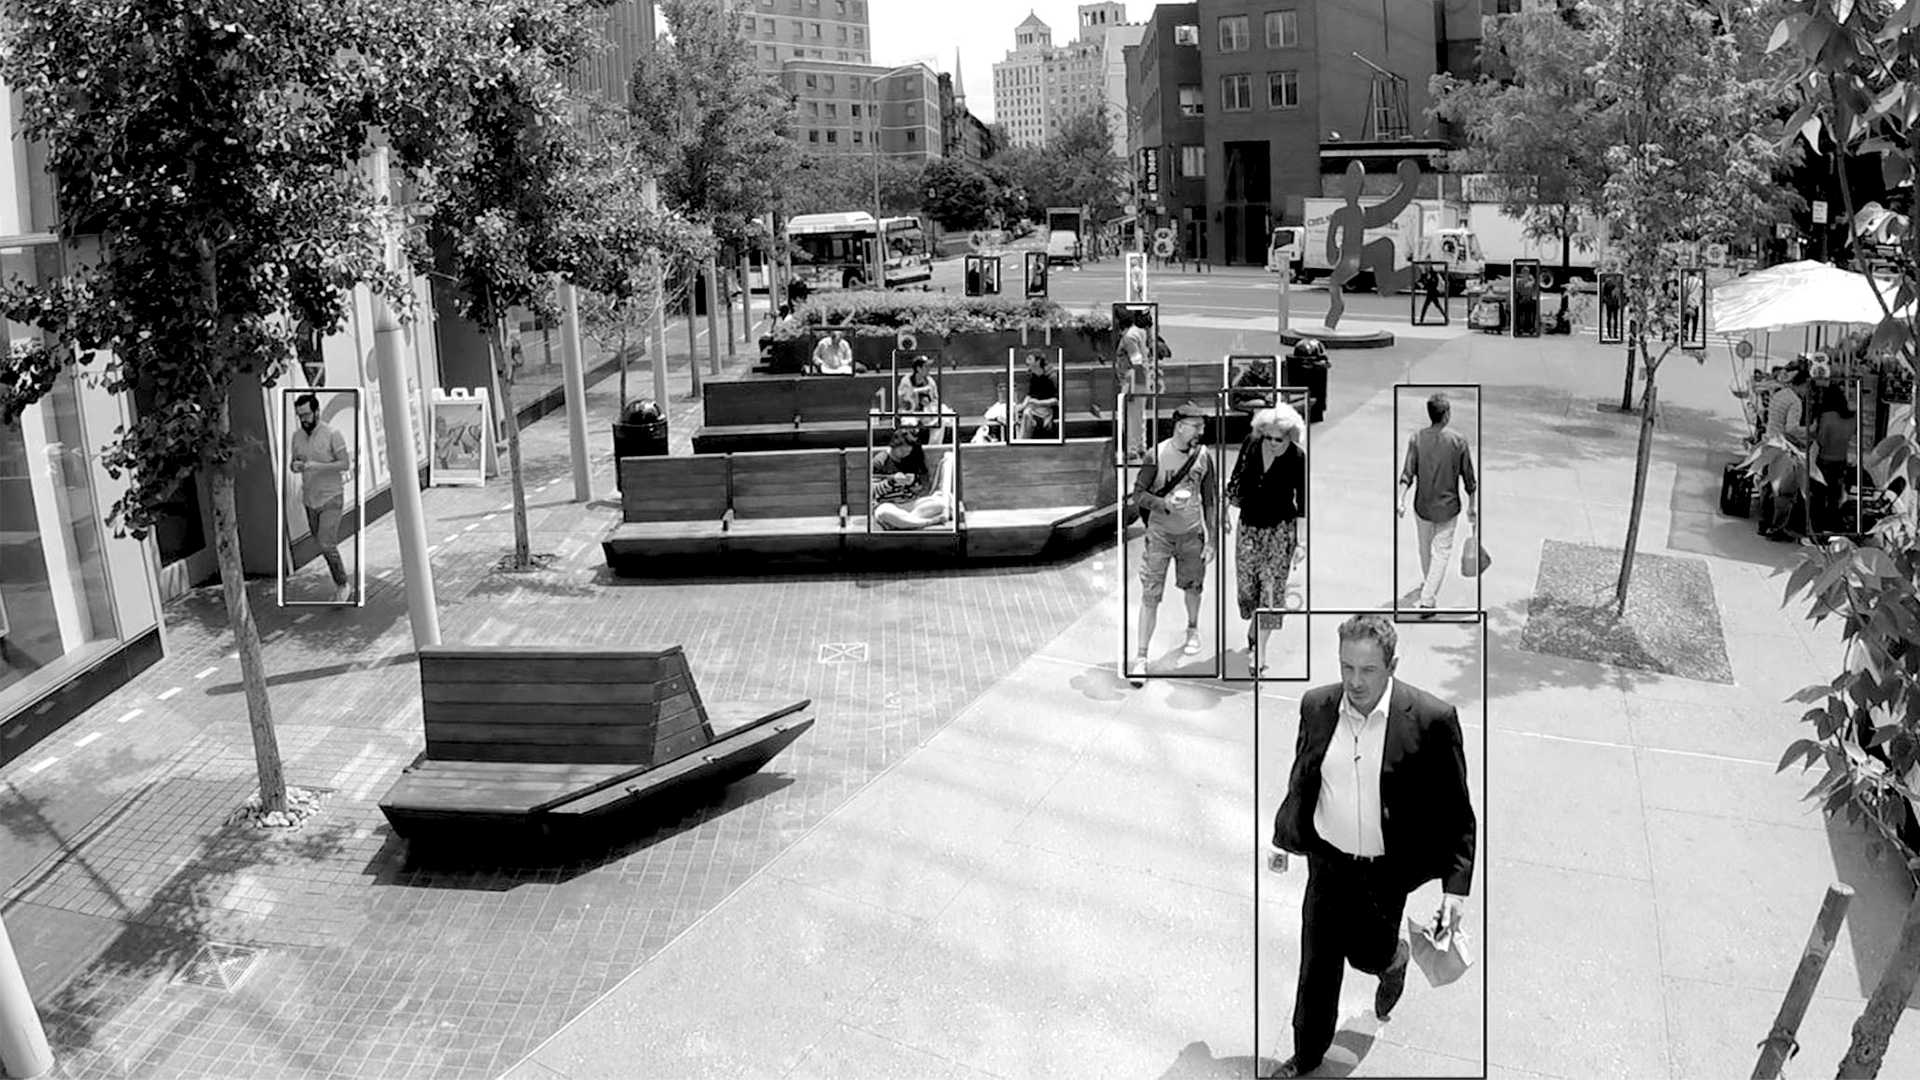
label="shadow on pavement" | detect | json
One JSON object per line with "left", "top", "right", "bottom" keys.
{"left": 1825, "top": 814, "right": 1920, "bottom": 1009}
{"left": 202, "top": 652, "right": 418, "bottom": 694}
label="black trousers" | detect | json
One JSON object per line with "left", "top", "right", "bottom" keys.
{"left": 1293, "top": 850, "right": 1412, "bottom": 1065}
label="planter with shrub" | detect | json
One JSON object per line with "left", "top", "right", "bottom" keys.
{"left": 759, "top": 293, "right": 1119, "bottom": 374}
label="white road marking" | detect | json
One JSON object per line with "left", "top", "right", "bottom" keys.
{"left": 427, "top": 545, "right": 440, "bottom": 555}
{"left": 27, "top": 758, "right": 57, "bottom": 774}
{"left": 194, "top": 666, "right": 219, "bottom": 680}
{"left": 295, "top": 613, "right": 314, "bottom": 624}
{"left": 463, "top": 523, "right": 477, "bottom": 532}
{"left": 116, "top": 708, "right": 142, "bottom": 724}
{"left": 156, "top": 687, "right": 182, "bottom": 701}
{"left": 75, "top": 733, "right": 102, "bottom": 748}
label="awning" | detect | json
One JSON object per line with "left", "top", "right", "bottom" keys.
{"left": 1709, "top": 260, "right": 1902, "bottom": 333}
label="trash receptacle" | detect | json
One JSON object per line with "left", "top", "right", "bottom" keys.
{"left": 1284, "top": 338, "right": 1330, "bottom": 423}
{"left": 613, "top": 400, "right": 668, "bottom": 490}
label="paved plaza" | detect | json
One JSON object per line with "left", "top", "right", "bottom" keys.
{"left": 3, "top": 260, "right": 1919, "bottom": 1078}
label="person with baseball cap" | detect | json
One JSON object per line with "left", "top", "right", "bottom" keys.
{"left": 1131, "top": 401, "right": 1223, "bottom": 678}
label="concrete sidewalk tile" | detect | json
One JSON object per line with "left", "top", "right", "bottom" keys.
{"left": 1623, "top": 697, "right": 1799, "bottom": 765}
{"left": 1012, "top": 753, "right": 1253, "bottom": 898}
{"left": 506, "top": 876, "right": 920, "bottom": 1080}
{"left": 1661, "top": 975, "right": 1920, "bottom": 1079}
{"left": 785, "top": 1023, "right": 962, "bottom": 1080}
{"left": 1107, "top": 683, "right": 1256, "bottom": 746}
{"left": 1487, "top": 1063, "right": 1563, "bottom": 1080}
{"left": 1346, "top": 1038, "right": 1485, "bottom": 1078}
{"left": 1490, "top": 731, "right": 1650, "bottom": 881}
{"left": 1483, "top": 679, "right": 1632, "bottom": 744}
{"left": 1635, "top": 749, "right": 1828, "bottom": 832}
{"left": 1488, "top": 861, "right": 1667, "bottom": 1079}
{"left": 762, "top": 753, "right": 1062, "bottom": 922}
{"left": 1643, "top": 808, "right": 1912, "bottom": 1003}
{"left": 845, "top": 847, "right": 1254, "bottom": 1078}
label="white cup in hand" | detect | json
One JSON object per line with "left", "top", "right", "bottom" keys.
{"left": 1267, "top": 850, "right": 1289, "bottom": 873}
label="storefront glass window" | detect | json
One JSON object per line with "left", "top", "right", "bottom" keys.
{"left": 1, "top": 243, "right": 120, "bottom": 712}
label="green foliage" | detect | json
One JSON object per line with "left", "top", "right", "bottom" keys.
{"left": 781, "top": 152, "right": 923, "bottom": 218}
{"left": 921, "top": 159, "right": 999, "bottom": 231}
{"left": 1773, "top": 0, "right": 1920, "bottom": 872}
{"left": 769, "top": 292, "right": 1107, "bottom": 340}
{"left": 629, "top": 0, "right": 796, "bottom": 242}
{"left": 0, "top": 0, "right": 408, "bottom": 536}
{"left": 1428, "top": 2, "right": 1621, "bottom": 263}
{"left": 991, "top": 108, "right": 1126, "bottom": 221}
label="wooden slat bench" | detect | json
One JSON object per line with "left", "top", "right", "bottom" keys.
{"left": 958, "top": 439, "right": 1118, "bottom": 559}
{"left": 844, "top": 442, "right": 962, "bottom": 561}
{"left": 603, "top": 456, "right": 728, "bottom": 559}
{"left": 723, "top": 447, "right": 847, "bottom": 560}
{"left": 378, "top": 645, "right": 813, "bottom": 844}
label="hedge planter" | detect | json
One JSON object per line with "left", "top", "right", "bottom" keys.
{"left": 762, "top": 327, "right": 1114, "bottom": 373}
{"left": 759, "top": 293, "right": 1118, "bottom": 374}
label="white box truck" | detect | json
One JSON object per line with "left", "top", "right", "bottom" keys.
{"left": 1465, "top": 204, "right": 1611, "bottom": 287}
{"left": 1291, "top": 198, "right": 1481, "bottom": 294}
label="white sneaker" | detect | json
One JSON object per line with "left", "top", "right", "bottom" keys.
{"left": 333, "top": 583, "right": 353, "bottom": 604}
{"left": 1182, "top": 629, "right": 1203, "bottom": 655}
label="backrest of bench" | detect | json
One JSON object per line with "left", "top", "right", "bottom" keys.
{"left": 620, "top": 456, "right": 728, "bottom": 524}
{"left": 1156, "top": 362, "right": 1229, "bottom": 400}
{"left": 845, "top": 441, "right": 952, "bottom": 515}
{"left": 795, "top": 375, "right": 880, "bottom": 421}
{"left": 704, "top": 377, "right": 802, "bottom": 428}
{"left": 960, "top": 439, "right": 1114, "bottom": 512}
{"left": 418, "top": 645, "right": 715, "bottom": 766}
{"left": 729, "top": 448, "right": 845, "bottom": 520}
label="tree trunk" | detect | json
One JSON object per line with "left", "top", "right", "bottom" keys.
{"left": 1615, "top": 363, "right": 1657, "bottom": 619}
{"left": 1619, "top": 323, "right": 1637, "bottom": 412}
{"left": 209, "top": 393, "right": 286, "bottom": 813}
{"left": 1836, "top": 888, "right": 1920, "bottom": 1077}
{"left": 617, "top": 317, "right": 629, "bottom": 409}
{"left": 488, "top": 322, "right": 532, "bottom": 569}
{"left": 1561, "top": 224, "right": 1573, "bottom": 295}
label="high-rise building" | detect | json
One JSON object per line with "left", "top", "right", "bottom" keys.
{"left": 783, "top": 60, "right": 945, "bottom": 164}
{"left": 570, "top": 1, "right": 657, "bottom": 106}
{"left": 731, "top": 0, "right": 874, "bottom": 73}
{"left": 992, "top": 6, "right": 1139, "bottom": 151}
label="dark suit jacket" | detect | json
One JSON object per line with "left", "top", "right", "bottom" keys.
{"left": 1271, "top": 681, "right": 1477, "bottom": 897}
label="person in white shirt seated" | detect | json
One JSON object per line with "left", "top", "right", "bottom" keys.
{"left": 971, "top": 391, "right": 1011, "bottom": 445}
{"left": 810, "top": 329, "right": 854, "bottom": 375}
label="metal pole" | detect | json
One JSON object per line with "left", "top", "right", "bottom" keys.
{"left": 644, "top": 179, "right": 668, "bottom": 409}
{"left": 737, "top": 253, "right": 754, "bottom": 345}
{"left": 871, "top": 78, "right": 883, "bottom": 290}
{"left": 369, "top": 146, "right": 439, "bottom": 651}
{"left": 556, "top": 276, "right": 592, "bottom": 502}
{"left": 1752, "top": 883, "right": 1854, "bottom": 1079}
{"left": 0, "top": 910, "right": 52, "bottom": 1079}
{"left": 705, "top": 256, "right": 723, "bottom": 373}
{"left": 1278, "top": 260, "right": 1292, "bottom": 339}
{"left": 685, "top": 260, "right": 701, "bottom": 396}
{"left": 721, "top": 252, "right": 737, "bottom": 347}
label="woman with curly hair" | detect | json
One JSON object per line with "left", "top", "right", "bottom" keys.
{"left": 1227, "top": 403, "right": 1307, "bottom": 672}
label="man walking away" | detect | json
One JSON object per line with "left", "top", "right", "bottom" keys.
{"left": 1397, "top": 393, "right": 1477, "bottom": 614}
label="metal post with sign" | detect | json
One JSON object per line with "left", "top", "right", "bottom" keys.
{"left": 1812, "top": 200, "right": 1829, "bottom": 263}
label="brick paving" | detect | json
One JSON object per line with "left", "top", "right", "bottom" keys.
{"left": 0, "top": 300, "right": 1105, "bottom": 1079}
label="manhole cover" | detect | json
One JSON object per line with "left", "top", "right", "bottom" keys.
{"left": 173, "top": 942, "right": 263, "bottom": 992}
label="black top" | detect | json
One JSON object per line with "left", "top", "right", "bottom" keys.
{"left": 1026, "top": 372, "right": 1058, "bottom": 401}
{"left": 1227, "top": 435, "right": 1304, "bottom": 527}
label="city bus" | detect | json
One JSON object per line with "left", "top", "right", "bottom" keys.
{"left": 786, "top": 212, "right": 932, "bottom": 290}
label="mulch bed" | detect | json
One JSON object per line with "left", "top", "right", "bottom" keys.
{"left": 1520, "top": 539, "right": 1734, "bottom": 684}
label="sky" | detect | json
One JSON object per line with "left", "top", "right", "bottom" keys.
{"left": 868, "top": 0, "right": 1142, "bottom": 124}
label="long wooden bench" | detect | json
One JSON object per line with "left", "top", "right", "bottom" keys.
{"left": 378, "top": 645, "right": 813, "bottom": 845}
{"left": 692, "top": 361, "right": 1247, "bottom": 455}
{"left": 604, "top": 456, "right": 729, "bottom": 558}
{"left": 602, "top": 439, "right": 1118, "bottom": 574}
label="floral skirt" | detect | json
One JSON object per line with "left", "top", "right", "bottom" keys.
{"left": 1235, "top": 519, "right": 1299, "bottom": 621}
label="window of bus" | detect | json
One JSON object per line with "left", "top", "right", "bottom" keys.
{"left": 1, "top": 240, "right": 120, "bottom": 714}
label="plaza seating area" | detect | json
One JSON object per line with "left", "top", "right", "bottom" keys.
{"left": 690, "top": 360, "right": 1253, "bottom": 454}
{"left": 601, "top": 437, "right": 1120, "bottom": 573}
{"left": 378, "top": 645, "right": 813, "bottom": 845}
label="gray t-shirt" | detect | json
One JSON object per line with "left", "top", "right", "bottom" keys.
{"left": 1147, "top": 441, "right": 1214, "bottom": 538}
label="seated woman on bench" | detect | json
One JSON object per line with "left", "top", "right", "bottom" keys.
{"left": 1014, "top": 350, "right": 1060, "bottom": 440}
{"left": 896, "top": 355, "right": 955, "bottom": 444}
{"left": 971, "top": 386, "right": 1011, "bottom": 445}
{"left": 871, "top": 427, "right": 953, "bottom": 530}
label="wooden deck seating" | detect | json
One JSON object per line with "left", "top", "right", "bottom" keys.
{"left": 602, "top": 439, "right": 1119, "bottom": 573}
{"left": 378, "top": 645, "right": 813, "bottom": 843}
{"left": 605, "top": 456, "right": 728, "bottom": 557}
{"left": 691, "top": 362, "right": 1243, "bottom": 455}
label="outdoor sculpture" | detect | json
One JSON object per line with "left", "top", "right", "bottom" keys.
{"left": 1324, "top": 159, "right": 1422, "bottom": 331}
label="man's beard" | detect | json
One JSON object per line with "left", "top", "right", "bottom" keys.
{"left": 301, "top": 420, "right": 316, "bottom": 433}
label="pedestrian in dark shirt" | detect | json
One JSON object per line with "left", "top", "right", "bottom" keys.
{"left": 1014, "top": 350, "right": 1060, "bottom": 440}
{"left": 1397, "top": 393, "right": 1478, "bottom": 614}
{"left": 1228, "top": 403, "right": 1307, "bottom": 673}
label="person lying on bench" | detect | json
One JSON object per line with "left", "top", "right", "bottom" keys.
{"left": 871, "top": 428, "right": 951, "bottom": 529}
{"left": 1014, "top": 350, "right": 1060, "bottom": 440}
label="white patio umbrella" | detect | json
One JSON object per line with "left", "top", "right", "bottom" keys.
{"left": 1710, "top": 259, "right": 1902, "bottom": 334}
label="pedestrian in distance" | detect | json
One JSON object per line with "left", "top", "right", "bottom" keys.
{"left": 289, "top": 392, "right": 355, "bottom": 604}
{"left": 1417, "top": 266, "right": 1446, "bottom": 324}
{"left": 1129, "top": 402, "right": 1223, "bottom": 680}
{"left": 1266, "top": 614, "right": 1477, "bottom": 1078}
{"left": 1227, "top": 403, "right": 1306, "bottom": 674}
{"left": 1397, "top": 392, "right": 1478, "bottom": 614}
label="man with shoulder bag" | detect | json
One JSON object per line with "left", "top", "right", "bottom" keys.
{"left": 1129, "top": 402, "right": 1223, "bottom": 682}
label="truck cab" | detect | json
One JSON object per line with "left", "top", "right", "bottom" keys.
{"left": 1266, "top": 227, "right": 1304, "bottom": 279}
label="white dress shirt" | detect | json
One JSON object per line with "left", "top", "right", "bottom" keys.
{"left": 1314, "top": 678, "right": 1393, "bottom": 858}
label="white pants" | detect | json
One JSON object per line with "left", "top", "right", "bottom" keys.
{"left": 1415, "top": 515, "right": 1459, "bottom": 607}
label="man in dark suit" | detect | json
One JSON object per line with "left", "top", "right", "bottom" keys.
{"left": 1266, "top": 614, "right": 1477, "bottom": 1077}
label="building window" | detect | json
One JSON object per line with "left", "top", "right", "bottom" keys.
{"left": 1265, "top": 10, "right": 1298, "bottom": 48}
{"left": 804, "top": 74, "right": 817, "bottom": 89}
{"left": 823, "top": 75, "right": 835, "bottom": 91}
{"left": 1174, "top": 24, "right": 1199, "bottom": 46}
{"left": 826, "top": 103, "right": 837, "bottom": 117}
{"left": 906, "top": 103, "right": 917, "bottom": 119}
{"left": 762, "top": 18, "right": 775, "bottom": 33}
{"left": 826, "top": 130, "right": 837, "bottom": 143}
{"left": 808, "top": 22, "right": 821, "bottom": 39}
{"left": 791, "top": 19, "right": 803, "bottom": 35}
{"left": 1178, "top": 144, "right": 1206, "bottom": 179}
{"left": 838, "top": 25, "right": 848, "bottom": 42}
{"left": 808, "top": 130, "right": 819, "bottom": 142}
{"left": 1221, "top": 74, "right": 1252, "bottom": 111}
{"left": 807, "top": 0, "right": 819, "bottom": 8}
{"left": 906, "top": 130, "right": 917, "bottom": 144}
{"left": 807, "top": 101, "right": 818, "bottom": 116}
{"left": 1268, "top": 70, "right": 1299, "bottom": 109}
{"left": 836, "top": 0, "right": 847, "bottom": 12}
{"left": 854, "top": 130, "right": 864, "bottom": 144}
{"left": 1218, "top": 15, "right": 1250, "bottom": 52}
{"left": 851, "top": 103, "right": 861, "bottom": 117}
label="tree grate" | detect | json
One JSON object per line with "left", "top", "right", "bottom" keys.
{"left": 172, "top": 942, "right": 263, "bottom": 992}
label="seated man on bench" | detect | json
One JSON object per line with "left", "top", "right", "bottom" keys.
{"left": 871, "top": 426, "right": 953, "bottom": 530}
{"left": 810, "top": 329, "right": 855, "bottom": 375}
